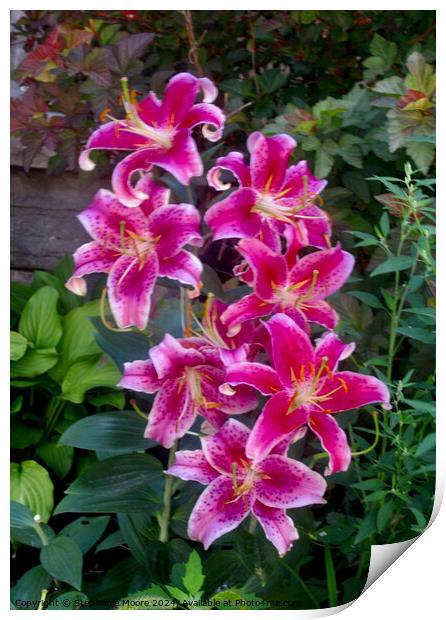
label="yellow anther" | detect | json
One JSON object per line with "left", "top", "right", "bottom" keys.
{"left": 99, "top": 107, "right": 112, "bottom": 123}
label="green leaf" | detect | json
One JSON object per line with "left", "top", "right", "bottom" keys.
{"left": 10, "top": 331, "right": 28, "bottom": 361}
{"left": 61, "top": 358, "right": 120, "bottom": 403}
{"left": 183, "top": 550, "right": 205, "bottom": 596}
{"left": 88, "top": 391, "right": 125, "bottom": 409}
{"left": 315, "top": 144, "right": 335, "bottom": 178}
{"left": 19, "top": 287, "right": 62, "bottom": 349}
{"left": 351, "top": 479, "right": 385, "bottom": 491}
{"left": 59, "top": 411, "right": 154, "bottom": 453}
{"left": 403, "top": 399, "right": 435, "bottom": 416}
{"left": 10, "top": 461, "right": 54, "bottom": 523}
{"left": 118, "top": 586, "right": 175, "bottom": 609}
{"left": 91, "top": 317, "right": 150, "bottom": 371}
{"left": 60, "top": 516, "right": 110, "bottom": 554}
{"left": 201, "top": 264, "right": 225, "bottom": 300}
{"left": 11, "top": 420, "right": 43, "bottom": 449}
{"left": 11, "top": 523, "right": 55, "bottom": 549}
{"left": 354, "top": 510, "right": 377, "bottom": 544}
{"left": 54, "top": 454, "right": 163, "bottom": 515}
{"left": 370, "top": 255, "right": 416, "bottom": 277}
{"left": 372, "top": 76, "right": 405, "bottom": 95}
{"left": 258, "top": 69, "right": 288, "bottom": 94}
{"left": 11, "top": 347, "right": 59, "bottom": 378}
{"left": 50, "top": 301, "right": 102, "bottom": 383}
{"left": 370, "top": 33, "right": 397, "bottom": 65}
{"left": 36, "top": 442, "right": 74, "bottom": 479}
{"left": 415, "top": 433, "right": 436, "bottom": 458}
{"left": 10, "top": 500, "right": 35, "bottom": 529}
{"left": 11, "top": 566, "right": 52, "bottom": 608}
{"left": 377, "top": 500, "right": 395, "bottom": 532}
{"left": 339, "top": 134, "right": 363, "bottom": 168}
{"left": 348, "top": 292, "right": 384, "bottom": 309}
{"left": 165, "top": 585, "right": 189, "bottom": 602}
{"left": 396, "top": 326, "right": 435, "bottom": 344}
{"left": 406, "top": 141, "right": 435, "bottom": 175}
{"left": 40, "top": 536, "right": 83, "bottom": 590}
{"left": 95, "top": 530, "right": 125, "bottom": 553}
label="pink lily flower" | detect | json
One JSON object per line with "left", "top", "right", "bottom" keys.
{"left": 221, "top": 239, "right": 354, "bottom": 337}
{"left": 166, "top": 418, "right": 327, "bottom": 556}
{"left": 190, "top": 294, "right": 257, "bottom": 367}
{"left": 66, "top": 175, "right": 203, "bottom": 330}
{"left": 119, "top": 335, "right": 258, "bottom": 448}
{"left": 79, "top": 73, "right": 225, "bottom": 206}
{"left": 222, "top": 314, "right": 391, "bottom": 474}
{"left": 205, "top": 132, "right": 330, "bottom": 249}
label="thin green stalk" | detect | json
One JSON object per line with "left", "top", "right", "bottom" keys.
{"left": 33, "top": 519, "right": 49, "bottom": 547}
{"left": 324, "top": 545, "right": 338, "bottom": 608}
{"left": 159, "top": 442, "right": 178, "bottom": 543}
{"left": 281, "top": 561, "right": 320, "bottom": 609}
{"left": 37, "top": 589, "right": 48, "bottom": 611}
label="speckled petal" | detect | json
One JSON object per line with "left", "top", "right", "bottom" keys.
{"left": 254, "top": 454, "right": 327, "bottom": 508}
{"left": 188, "top": 476, "right": 253, "bottom": 549}
{"left": 149, "top": 333, "right": 204, "bottom": 380}
{"left": 107, "top": 253, "right": 159, "bottom": 330}
{"left": 144, "top": 377, "right": 195, "bottom": 448}
{"left": 201, "top": 418, "right": 250, "bottom": 476}
{"left": 252, "top": 501, "right": 299, "bottom": 557}
{"left": 119, "top": 359, "right": 163, "bottom": 394}
{"left": 237, "top": 238, "right": 288, "bottom": 302}
{"left": 224, "top": 362, "right": 283, "bottom": 396}
{"left": 166, "top": 450, "right": 219, "bottom": 484}
{"left": 204, "top": 188, "right": 261, "bottom": 241}
{"left": 308, "top": 413, "right": 351, "bottom": 475}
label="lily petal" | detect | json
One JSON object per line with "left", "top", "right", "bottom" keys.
{"left": 252, "top": 501, "right": 299, "bottom": 557}
{"left": 158, "top": 250, "right": 202, "bottom": 292}
{"left": 201, "top": 418, "right": 250, "bottom": 476}
{"left": 246, "top": 392, "right": 310, "bottom": 462}
{"left": 308, "top": 413, "right": 351, "bottom": 475}
{"left": 207, "top": 152, "right": 251, "bottom": 190}
{"left": 166, "top": 450, "right": 219, "bottom": 484}
{"left": 289, "top": 245, "right": 354, "bottom": 300}
{"left": 147, "top": 203, "right": 202, "bottom": 259}
{"left": 78, "top": 121, "right": 152, "bottom": 172}
{"left": 119, "top": 359, "right": 163, "bottom": 393}
{"left": 265, "top": 314, "right": 315, "bottom": 388}
{"left": 135, "top": 174, "right": 171, "bottom": 217}
{"left": 198, "top": 366, "right": 258, "bottom": 414}
{"left": 149, "top": 333, "right": 204, "bottom": 380}
{"left": 205, "top": 188, "right": 260, "bottom": 241}
{"left": 280, "top": 160, "right": 327, "bottom": 200}
{"left": 224, "top": 362, "right": 283, "bottom": 396}
{"left": 255, "top": 454, "right": 327, "bottom": 508}
{"left": 314, "top": 332, "right": 356, "bottom": 373}
{"left": 78, "top": 189, "right": 147, "bottom": 245}
{"left": 221, "top": 294, "right": 274, "bottom": 338}
{"left": 237, "top": 238, "right": 288, "bottom": 302}
{"left": 188, "top": 476, "right": 253, "bottom": 550}
{"left": 135, "top": 92, "right": 160, "bottom": 126}
{"left": 144, "top": 129, "right": 203, "bottom": 186}
{"left": 68, "top": 240, "right": 116, "bottom": 285}
{"left": 298, "top": 204, "right": 331, "bottom": 249}
{"left": 107, "top": 253, "right": 159, "bottom": 330}
{"left": 247, "top": 132, "right": 296, "bottom": 193}
{"left": 158, "top": 72, "right": 199, "bottom": 126}
{"left": 182, "top": 103, "right": 225, "bottom": 141}
{"left": 144, "top": 377, "right": 195, "bottom": 448}
{"left": 301, "top": 301, "right": 339, "bottom": 330}
{"left": 111, "top": 149, "right": 156, "bottom": 208}
{"left": 315, "top": 371, "right": 391, "bottom": 413}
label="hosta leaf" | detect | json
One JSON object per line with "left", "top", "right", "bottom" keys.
{"left": 61, "top": 358, "right": 120, "bottom": 403}
{"left": 40, "top": 536, "right": 83, "bottom": 590}
{"left": 60, "top": 516, "right": 110, "bottom": 554}
{"left": 11, "top": 347, "right": 59, "bottom": 378}
{"left": 10, "top": 461, "right": 54, "bottom": 523}
{"left": 59, "top": 411, "right": 154, "bottom": 453}
{"left": 10, "top": 331, "right": 28, "bottom": 361}
{"left": 19, "top": 286, "right": 62, "bottom": 349}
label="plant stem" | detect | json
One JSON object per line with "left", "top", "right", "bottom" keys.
{"left": 159, "top": 442, "right": 178, "bottom": 543}
{"left": 182, "top": 10, "right": 204, "bottom": 77}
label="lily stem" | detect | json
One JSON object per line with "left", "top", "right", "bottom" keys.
{"left": 159, "top": 442, "right": 178, "bottom": 543}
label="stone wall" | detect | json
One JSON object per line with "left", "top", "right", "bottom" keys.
{"left": 11, "top": 167, "right": 107, "bottom": 281}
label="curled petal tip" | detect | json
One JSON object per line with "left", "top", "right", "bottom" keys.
{"left": 65, "top": 276, "right": 87, "bottom": 296}
{"left": 207, "top": 167, "right": 231, "bottom": 191}
{"left": 219, "top": 383, "right": 236, "bottom": 396}
{"left": 198, "top": 77, "right": 218, "bottom": 103}
{"left": 79, "top": 150, "right": 96, "bottom": 172}
{"left": 202, "top": 123, "right": 223, "bottom": 141}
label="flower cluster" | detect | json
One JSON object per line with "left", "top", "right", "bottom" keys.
{"left": 68, "top": 72, "right": 391, "bottom": 557}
